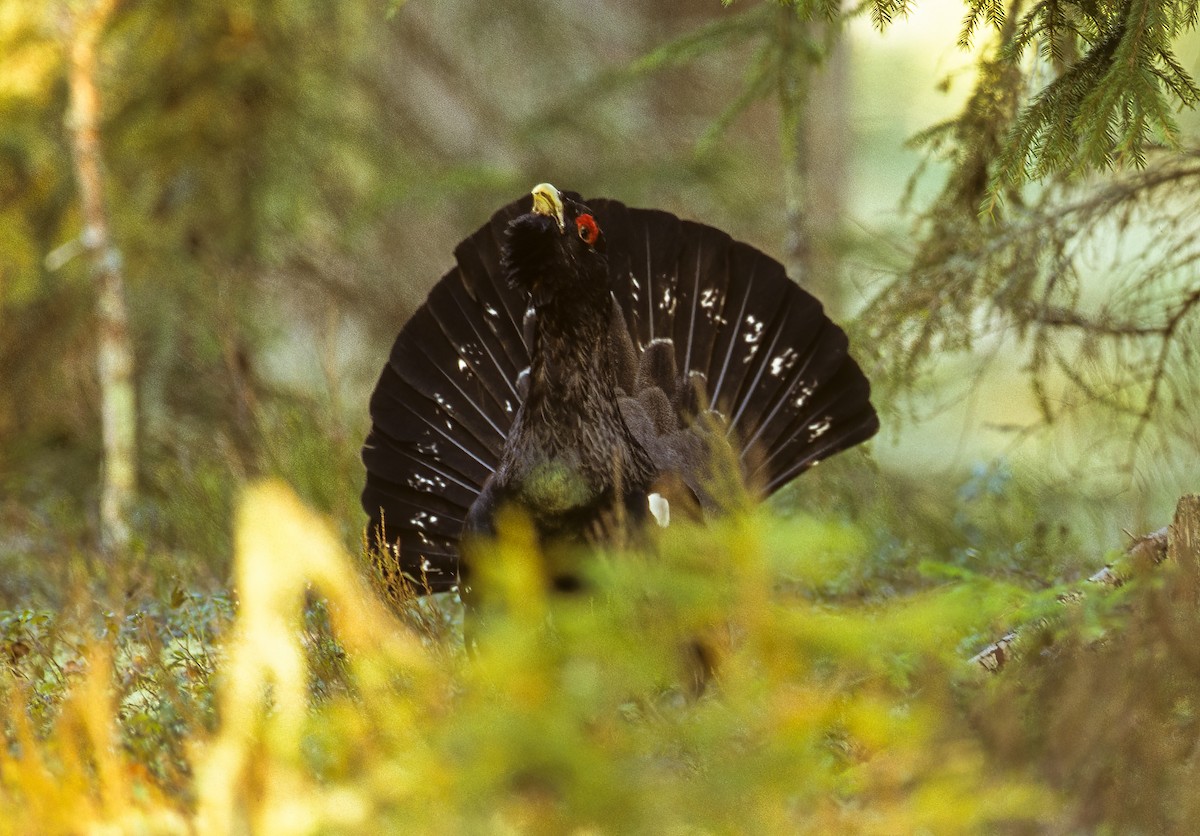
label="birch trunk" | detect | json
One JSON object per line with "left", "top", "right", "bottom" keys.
{"left": 66, "top": 0, "right": 136, "bottom": 552}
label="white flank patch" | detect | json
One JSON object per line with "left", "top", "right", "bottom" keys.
{"left": 648, "top": 493, "right": 670, "bottom": 528}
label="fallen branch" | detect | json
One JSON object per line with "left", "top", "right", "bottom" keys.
{"left": 969, "top": 495, "right": 1198, "bottom": 672}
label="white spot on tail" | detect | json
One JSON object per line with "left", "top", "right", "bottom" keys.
{"left": 743, "top": 315, "right": 764, "bottom": 343}
{"left": 770, "top": 347, "right": 798, "bottom": 377}
{"left": 807, "top": 417, "right": 832, "bottom": 441}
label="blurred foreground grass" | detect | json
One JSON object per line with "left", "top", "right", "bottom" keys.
{"left": 1, "top": 481, "right": 1198, "bottom": 833}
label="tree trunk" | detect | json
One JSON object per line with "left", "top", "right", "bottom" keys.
{"left": 66, "top": 0, "right": 136, "bottom": 553}
{"left": 777, "top": 8, "right": 850, "bottom": 315}
{"left": 1168, "top": 494, "right": 1200, "bottom": 608}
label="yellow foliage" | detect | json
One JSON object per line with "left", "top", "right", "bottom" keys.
{"left": 0, "top": 3, "right": 59, "bottom": 105}
{"left": 0, "top": 481, "right": 1056, "bottom": 833}
{"left": 0, "top": 648, "right": 188, "bottom": 835}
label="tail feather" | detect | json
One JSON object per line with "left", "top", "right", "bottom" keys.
{"left": 367, "top": 356, "right": 498, "bottom": 481}
{"left": 724, "top": 279, "right": 802, "bottom": 432}
{"left": 389, "top": 299, "right": 510, "bottom": 444}
{"left": 432, "top": 269, "right": 525, "bottom": 405}
{"left": 704, "top": 241, "right": 784, "bottom": 414}
{"left": 452, "top": 200, "right": 535, "bottom": 367}
{"left": 734, "top": 315, "right": 843, "bottom": 462}
{"left": 753, "top": 367, "right": 879, "bottom": 492}
{"left": 362, "top": 193, "right": 878, "bottom": 592}
{"left": 671, "top": 224, "right": 735, "bottom": 388}
{"left": 593, "top": 200, "right": 684, "bottom": 349}
{"left": 361, "top": 409, "right": 482, "bottom": 504}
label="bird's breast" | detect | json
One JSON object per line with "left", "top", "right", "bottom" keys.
{"left": 513, "top": 458, "right": 595, "bottom": 515}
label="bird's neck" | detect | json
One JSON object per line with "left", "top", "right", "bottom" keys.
{"left": 500, "top": 294, "right": 654, "bottom": 504}
{"left": 525, "top": 296, "right": 619, "bottom": 425}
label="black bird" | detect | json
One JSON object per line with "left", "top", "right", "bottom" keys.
{"left": 361, "top": 184, "right": 878, "bottom": 599}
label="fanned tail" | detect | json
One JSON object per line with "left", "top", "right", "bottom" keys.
{"left": 592, "top": 198, "right": 879, "bottom": 496}
{"left": 362, "top": 194, "right": 878, "bottom": 594}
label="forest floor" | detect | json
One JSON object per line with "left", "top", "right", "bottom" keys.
{"left": 0, "top": 478, "right": 1197, "bottom": 833}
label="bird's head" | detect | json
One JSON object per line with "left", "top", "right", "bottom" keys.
{"left": 502, "top": 183, "right": 608, "bottom": 307}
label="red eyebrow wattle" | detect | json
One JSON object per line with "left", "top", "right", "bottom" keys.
{"left": 576, "top": 213, "right": 599, "bottom": 244}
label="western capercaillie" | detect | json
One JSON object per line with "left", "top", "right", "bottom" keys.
{"left": 361, "top": 184, "right": 878, "bottom": 599}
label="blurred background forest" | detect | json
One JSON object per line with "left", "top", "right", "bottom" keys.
{"left": 2, "top": 0, "right": 1198, "bottom": 591}
{"left": 3, "top": 0, "right": 1200, "bottom": 831}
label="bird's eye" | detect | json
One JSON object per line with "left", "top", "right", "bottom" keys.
{"left": 576, "top": 213, "right": 600, "bottom": 247}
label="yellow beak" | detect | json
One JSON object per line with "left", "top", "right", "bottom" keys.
{"left": 530, "top": 183, "right": 565, "bottom": 231}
